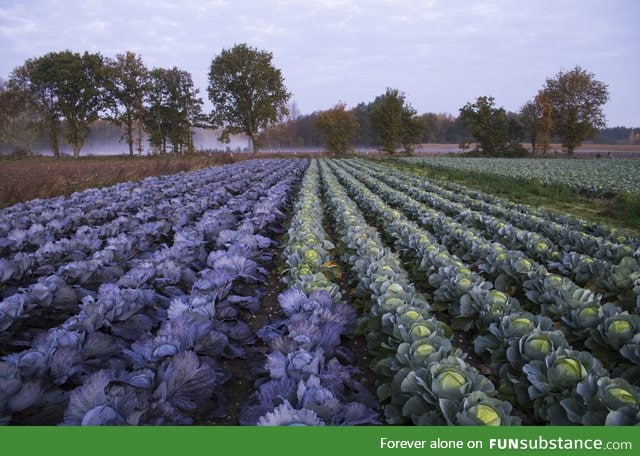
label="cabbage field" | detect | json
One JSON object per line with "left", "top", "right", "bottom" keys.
{"left": 399, "top": 157, "right": 640, "bottom": 197}
{"left": 1, "top": 157, "right": 640, "bottom": 426}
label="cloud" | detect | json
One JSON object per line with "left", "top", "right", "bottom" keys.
{"left": 0, "top": 0, "right": 638, "bottom": 125}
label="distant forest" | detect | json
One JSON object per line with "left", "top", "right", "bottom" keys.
{"left": 592, "top": 126, "right": 640, "bottom": 145}
{"left": 257, "top": 107, "right": 639, "bottom": 150}
{"left": 2, "top": 115, "right": 636, "bottom": 156}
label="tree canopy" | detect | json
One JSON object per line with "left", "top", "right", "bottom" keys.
{"left": 458, "top": 96, "right": 525, "bottom": 156}
{"left": 370, "top": 88, "right": 422, "bottom": 154}
{"left": 1, "top": 50, "right": 206, "bottom": 157}
{"left": 207, "top": 43, "right": 291, "bottom": 153}
{"left": 0, "top": 49, "right": 625, "bottom": 157}
{"left": 542, "top": 66, "right": 609, "bottom": 156}
{"left": 41, "top": 51, "right": 109, "bottom": 158}
{"left": 144, "top": 67, "right": 203, "bottom": 155}
{"left": 315, "top": 102, "right": 358, "bottom": 155}
{"left": 106, "top": 51, "right": 149, "bottom": 156}
{"left": 0, "top": 77, "right": 45, "bottom": 156}
{"left": 7, "top": 56, "right": 63, "bottom": 157}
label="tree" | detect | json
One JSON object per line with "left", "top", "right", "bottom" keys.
{"left": 542, "top": 66, "right": 609, "bottom": 156}
{"left": 594, "top": 126, "right": 640, "bottom": 145}
{"left": 7, "top": 58, "right": 63, "bottom": 157}
{"left": 418, "top": 112, "right": 439, "bottom": 143}
{"left": 258, "top": 101, "right": 303, "bottom": 150}
{"left": 370, "top": 88, "right": 421, "bottom": 154}
{"left": 351, "top": 102, "right": 375, "bottom": 147}
{"left": 207, "top": 43, "right": 291, "bottom": 153}
{"left": 534, "top": 90, "right": 553, "bottom": 156}
{"left": 400, "top": 114, "right": 425, "bottom": 154}
{"left": 294, "top": 112, "right": 321, "bottom": 148}
{"left": 444, "top": 114, "right": 471, "bottom": 144}
{"left": 144, "top": 67, "right": 203, "bottom": 155}
{"left": 0, "top": 78, "right": 45, "bottom": 155}
{"left": 506, "top": 111, "right": 524, "bottom": 145}
{"left": 315, "top": 102, "right": 358, "bottom": 155}
{"left": 38, "top": 51, "right": 109, "bottom": 158}
{"left": 458, "top": 95, "right": 525, "bottom": 156}
{"left": 281, "top": 101, "right": 302, "bottom": 148}
{"left": 519, "top": 91, "right": 554, "bottom": 156}
{"left": 519, "top": 100, "right": 539, "bottom": 154}
{"left": 418, "top": 112, "right": 470, "bottom": 144}
{"left": 106, "top": 52, "right": 149, "bottom": 156}
{"left": 144, "top": 68, "right": 169, "bottom": 154}
{"left": 165, "top": 68, "right": 203, "bottom": 155}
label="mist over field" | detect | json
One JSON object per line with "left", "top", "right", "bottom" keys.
{"left": 0, "top": 125, "right": 252, "bottom": 156}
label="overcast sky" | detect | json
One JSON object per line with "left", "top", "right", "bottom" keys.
{"left": 1, "top": 0, "right": 638, "bottom": 126}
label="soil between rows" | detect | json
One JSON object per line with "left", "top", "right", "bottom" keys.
{"left": 206, "top": 174, "right": 383, "bottom": 425}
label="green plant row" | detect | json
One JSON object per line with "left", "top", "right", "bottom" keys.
{"left": 331, "top": 159, "right": 640, "bottom": 368}
{"left": 334, "top": 159, "right": 638, "bottom": 319}
{"left": 326, "top": 159, "right": 640, "bottom": 425}
{"left": 319, "top": 160, "right": 520, "bottom": 426}
{"left": 399, "top": 157, "right": 640, "bottom": 197}
{"left": 282, "top": 160, "right": 342, "bottom": 300}
{"left": 381, "top": 159, "right": 639, "bottom": 247}
{"left": 348, "top": 159, "right": 639, "bottom": 307}
{"left": 399, "top": 159, "right": 636, "bottom": 243}
{"left": 363, "top": 159, "right": 638, "bottom": 260}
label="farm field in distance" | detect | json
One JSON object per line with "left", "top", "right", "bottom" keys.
{"left": 1, "top": 156, "right": 639, "bottom": 426}
{"left": 398, "top": 156, "right": 640, "bottom": 197}
{"left": 387, "top": 155, "right": 640, "bottom": 236}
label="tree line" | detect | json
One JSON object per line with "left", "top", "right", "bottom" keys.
{"left": 0, "top": 51, "right": 205, "bottom": 157}
{"left": 0, "top": 43, "right": 635, "bottom": 157}
{"left": 261, "top": 66, "right": 620, "bottom": 157}
{"left": 257, "top": 91, "right": 471, "bottom": 154}
{"left": 0, "top": 44, "right": 289, "bottom": 157}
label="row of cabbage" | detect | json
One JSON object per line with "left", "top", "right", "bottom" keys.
{"left": 337, "top": 160, "right": 640, "bottom": 358}
{"left": 0, "top": 163, "right": 253, "bottom": 255}
{"left": 347, "top": 159, "right": 640, "bottom": 311}
{"left": 362, "top": 159, "right": 639, "bottom": 253}
{"left": 319, "top": 160, "right": 520, "bottom": 425}
{"left": 387, "top": 161, "right": 638, "bottom": 245}
{"left": 0, "top": 159, "right": 307, "bottom": 425}
{"left": 240, "top": 160, "right": 380, "bottom": 425}
{"left": 0, "top": 162, "right": 277, "bottom": 340}
{"left": 398, "top": 157, "right": 640, "bottom": 197}
{"left": 327, "top": 159, "right": 640, "bottom": 425}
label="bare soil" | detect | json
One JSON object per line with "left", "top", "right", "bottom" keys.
{"left": 206, "top": 175, "right": 383, "bottom": 424}
{"left": 206, "top": 256, "right": 289, "bottom": 425}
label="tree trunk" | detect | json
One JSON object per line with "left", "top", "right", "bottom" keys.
{"left": 48, "top": 122, "right": 60, "bottom": 158}
{"left": 126, "top": 112, "right": 134, "bottom": 156}
{"left": 127, "top": 128, "right": 134, "bottom": 156}
{"left": 187, "top": 130, "right": 194, "bottom": 155}
{"left": 135, "top": 121, "right": 144, "bottom": 156}
{"left": 127, "top": 132, "right": 134, "bottom": 156}
{"left": 250, "top": 135, "right": 258, "bottom": 154}
{"left": 530, "top": 138, "right": 536, "bottom": 155}
{"left": 73, "top": 142, "right": 81, "bottom": 158}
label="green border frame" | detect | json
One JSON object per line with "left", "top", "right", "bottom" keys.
{"left": 2, "top": 426, "right": 638, "bottom": 456}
